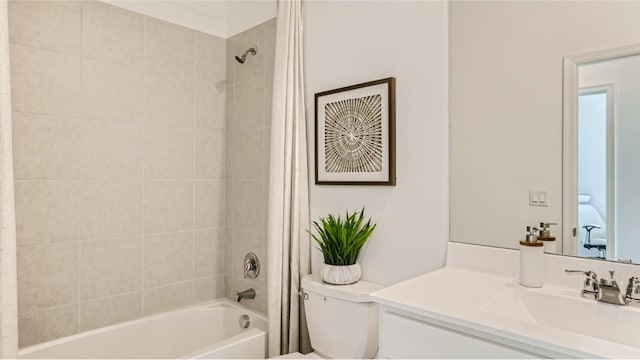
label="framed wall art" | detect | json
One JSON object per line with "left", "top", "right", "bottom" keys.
{"left": 314, "top": 77, "right": 396, "bottom": 185}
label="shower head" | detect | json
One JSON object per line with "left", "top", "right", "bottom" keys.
{"left": 235, "top": 47, "right": 258, "bottom": 64}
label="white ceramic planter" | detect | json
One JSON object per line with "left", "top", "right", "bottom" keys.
{"left": 321, "top": 263, "right": 362, "bottom": 285}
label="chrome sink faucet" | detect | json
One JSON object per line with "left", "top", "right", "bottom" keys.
{"left": 599, "top": 271, "right": 626, "bottom": 305}
{"left": 565, "top": 269, "right": 599, "bottom": 299}
{"left": 627, "top": 277, "right": 640, "bottom": 306}
{"left": 566, "top": 269, "right": 640, "bottom": 306}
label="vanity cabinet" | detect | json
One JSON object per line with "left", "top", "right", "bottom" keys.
{"left": 370, "top": 246, "right": 640, "bottom": 358}
{"left": 378, "top": 309, "right": 538, "bottom": 359}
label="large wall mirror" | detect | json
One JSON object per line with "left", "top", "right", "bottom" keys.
{"left": 450, "top": 1, "right": 640, "bottom": 264}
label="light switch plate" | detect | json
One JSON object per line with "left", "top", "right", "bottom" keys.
{"left": 529, "top": 188, "right": 549, "bottom": 207}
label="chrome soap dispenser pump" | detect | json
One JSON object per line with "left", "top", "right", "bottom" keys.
{"left": 520, "top": 226, "right": 544, "bottom": 288}
{"left": 538, "top": 222, "right": 557, "bottom": 253}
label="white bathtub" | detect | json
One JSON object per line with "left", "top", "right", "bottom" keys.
{"left": 19, "top": 299, "right": 267, "bottom": 359}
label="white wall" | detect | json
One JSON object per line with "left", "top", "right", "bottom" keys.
{"left": 576, "top": 93, "right": 607, "bottom": 258}
{"left": 580, "top": 55, "right": 640, "bottom": 262}
{"left": 304, "top": 1, "right": 449, "bottom": 285}
{"left": 104, "top": 0, "right": 228, "bottom": 37}
{"left": 450, "top": 1, "right": 640, "bottom": 251}
{"left": 227, "top": 0, "right": 277, "bottom": 37}
{"left": 103, "top": 0, "right": 276, "bottom": 38}
{"left": 577, "top": 93, "right": 607, "bottom": 218}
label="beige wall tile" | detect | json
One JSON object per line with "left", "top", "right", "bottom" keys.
{"left": 18, "top": 242, "right": 79, "bottom": 313}
{"left": 12, "top": 112, "right": 86, "bottom": 179}
{"left": 195, "top": 130, "right": 225, "bottom": 180}
{"left": 143, "top": 281, "right": 194, "bottom": 316}
{"left": 79, "top": 291, "right": 142, "bottom": 332}
{"left": 233, "top": 79, "right": 264, "bottom": 132}
{"left": 263, "top": 128, "right": 271, "bottom": 179}
{"left": 195, "top": 32, "right": 225, "bottom": 84}
{"left": 10, "top": 44, "right": 81, "bottom": 117}
{"left": 144, "top": 126, "right": 193, "bottom": 179}
{"left": 225, "top": 85, "right": 235, "bottom": 152}
{"left": 224, "top": 229, "right": 234, "bottom": 281}
{"left": 145, "top": 17, "right": 194, "bottom": 79}
{"left": 14, "top": 180, "right": 81, "bottom": 246}
{"left": 194, "top": 275, "right": 224, "bottom": 303}
{"left": 12, "top": 113, "right": 142, "bottom": 180}
{"left": 262, "top": 19, "right": 277, "bottom": 75}
{"left": 232, "top": 129, "right": 265, "bottom": 181}
{"left": 8, "top": 1, "right": 81, "bottom": 56}
{"left": 82, "top": 1, "right": 144, "bottom": 66}
{"left": 225, "top": 181, "right": 234, "bottom": 228}
{"left": 224, "top": 275, "right": 266, "bottom": 314}
{"left": 18, "top": 304, "right": 79, "bottom": 348}
{"left": 195, "top": 181, "right": 225, "bottom": 229}
{"left": 144, "top": 231, "right": 194, "bottom": 288}
{"left": 82, "top": 59, "right": 143, "bottom": 123}
{"left": 231, "top": 180, "right": 267, "bottom": 233}
{"left": 225, "top": 84, "right": 235, "bottom": 116}
{"left": 225, "top": 37, "right": 236, "bottom": 85}
{"left": 230, "top": 230, "right": 266, "bottom": 287}
{"left": 80, "top": 181, "right": 142, "bottom": 240}
{"left": 144, "top": 181, "right": 193, "bottom": 233}
{"left": 195, "top": 81, "right": 225, "bottom": 131}
{"left": 264, "top": 74, "right": 274, "bottom": 127}
{"left": 224, "top": 143, "right": 234, "bottom": 182}
{"left": 10, "top": 1, "right": 238, "bottom": 346}
{"left": 225, "top": 114, "right": 235, "bottom": 181}
{"left": 86, "top": 120, "right": 143, "bottom": 179}
{"left": 80, "top": 239, "right": 142, "bottom": 300}
{"left": 144, "top": 72, "right": 194, "bottom": 129}
{"left": 194, "top": 229, "right": 225, "bottom": 277}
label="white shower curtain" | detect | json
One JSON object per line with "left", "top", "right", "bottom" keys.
{"left": 266, "top": 0, "right": 311, "bottom": 356}
{"left": 0, "top": 1, "right": 19, "bottom": 358}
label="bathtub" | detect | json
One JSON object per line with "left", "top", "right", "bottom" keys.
{"left": 19, "top": 299, "right": 267, "bottom": 359}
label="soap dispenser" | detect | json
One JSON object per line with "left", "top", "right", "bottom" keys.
{"left": 538, "top": 222, "right": 557, "bottom": 253}
{"left": 520, "top": 226, "right": 544, "bottom": 288}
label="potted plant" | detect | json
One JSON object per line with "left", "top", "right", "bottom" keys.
{"left": 309, "top": 208, "right": 376, "bottom": 285}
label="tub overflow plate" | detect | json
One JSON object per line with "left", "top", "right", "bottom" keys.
{"left": 239, "top": 314, "right": 251, "bottom": 329}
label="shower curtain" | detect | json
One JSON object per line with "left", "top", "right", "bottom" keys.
{"left": 266, "top": 0, "right": 311, "bottom": 356}
{"left": 0, "top": 1, "right": 19, "bottom": 358}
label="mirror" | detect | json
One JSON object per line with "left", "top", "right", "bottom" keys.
{"left": 450, "top": 0, "right": 640, "bottom": 264}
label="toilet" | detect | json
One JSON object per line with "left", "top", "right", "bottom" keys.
{"left": 301, "top": 274, "right": 384, "bottom": 359}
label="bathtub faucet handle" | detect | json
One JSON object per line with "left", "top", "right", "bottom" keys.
{"left": 243, "top": 253, "right": 260, "bottom": 279}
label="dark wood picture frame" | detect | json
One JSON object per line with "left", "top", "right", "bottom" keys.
{"left": 314, "top": 77, "right": 396, "bottom": 185}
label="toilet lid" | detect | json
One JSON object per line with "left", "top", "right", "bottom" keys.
{"left": 301, "top": 274, "right": 385, "bottom": 303}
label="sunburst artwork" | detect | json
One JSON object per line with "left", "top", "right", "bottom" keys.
{"left": 315, "top": 78, "right": 396, "bottom": 185}
{"left": 324, "top": 95, "right": 383, "bottom": 174}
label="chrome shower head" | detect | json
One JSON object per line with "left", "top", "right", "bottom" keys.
{"left": 235, "top": 47, "right": 257, "bottom": 64}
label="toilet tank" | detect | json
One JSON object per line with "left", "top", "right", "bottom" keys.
{"left": 302, "top": 275, "right": 384, "bottom": 359}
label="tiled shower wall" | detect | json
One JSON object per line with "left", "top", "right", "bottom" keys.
{"left": 9, "top": 1, "right": 227, "bottom": 347}
{"left": 224, "top": 19, "right": 276, "bottom": 314}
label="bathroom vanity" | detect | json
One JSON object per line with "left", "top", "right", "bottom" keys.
{"left": 370, "top": 243, "right": 640, "bottom": 359}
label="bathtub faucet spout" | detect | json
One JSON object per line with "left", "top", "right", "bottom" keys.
{"left": 235, "top": 288, "right": 256, "bottom": 302}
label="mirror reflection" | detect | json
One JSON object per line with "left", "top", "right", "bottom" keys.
{"left": 450, "top": 0, "right": 640, "bottom": 265}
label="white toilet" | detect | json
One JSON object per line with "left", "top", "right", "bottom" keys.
{"left": 301, "top": 274, "right": 384, "bottom": 359}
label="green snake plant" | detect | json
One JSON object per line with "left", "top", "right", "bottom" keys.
{"left": 309, "top": 208, "right": 376, "bottom": 266}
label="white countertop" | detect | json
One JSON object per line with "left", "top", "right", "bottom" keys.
{"left": 370, "top": 266, "right": 640, "bottom": 359}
